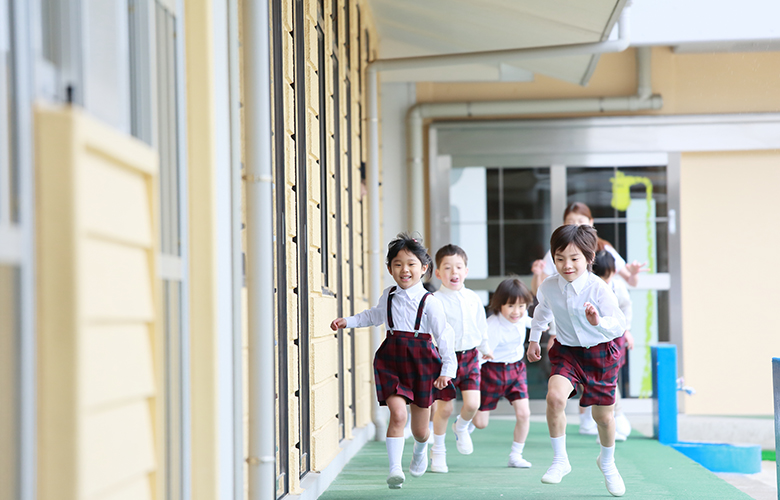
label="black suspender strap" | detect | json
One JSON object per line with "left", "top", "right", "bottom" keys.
{"left": 413, "top": 292, "right": 432, "bottom": 337}
{"left": 386, "top": 287, "right": 432, "bottom": 337}
{"left": 386, "top": 286, "right": 397, "bottom": 334}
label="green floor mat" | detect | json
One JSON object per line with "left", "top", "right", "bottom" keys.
{"left": 320, "top": 420, "right": 753, "bottom": 499}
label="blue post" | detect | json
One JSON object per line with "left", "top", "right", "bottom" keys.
{"left": 652, "top": 345, "right": 678, "bottom": 445}
{"left": 773, "top": 358, "right": 779, "bottom": 500}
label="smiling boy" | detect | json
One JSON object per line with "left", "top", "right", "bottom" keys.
{"left": 429, "top": 245, "right": 493, "bottom": 473}
{"left": 526, "top": 225, "right": 627, "bottom": 497}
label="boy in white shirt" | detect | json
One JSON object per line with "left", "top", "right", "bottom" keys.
{"left": 527, "top": 225, "right": 627, "bottom": 497}
{"left": 430, "top": 245, "right": 493, "bottom": 473}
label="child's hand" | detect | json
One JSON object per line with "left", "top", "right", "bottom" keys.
{"left": 482, "top": 351, "right": 494, "bottom": 361}
{"left": 624, "top": 330, "right": 634, "bottom": 350}
{"left": 434, "top": 376, "right": 451, "bottom": 390}
{"left": 531, "top": 259, "right": 545, "bottom": 276}
{"left": 330, "top": 318, "right": 347, "bottom": 331}
{"left": 584, "top": 302, "right": 600, "bottom": 326}
{"left": 526, "top": 341, "right": 542, "bottom": 363}
{"left": 625, "top": 261, "right": 648, "bottom": 276}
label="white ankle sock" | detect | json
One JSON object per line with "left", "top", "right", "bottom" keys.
{"left": 599, "top": 444, "right": 618, "bottom": 475}
{"left": 550, "top": 435, "right": 568, "bottom": 463}
{"left": 433, "top": 433, "right": 446, "bottom": 448}
{"left": 386, "top": 437, "right": 404, "bottom": 471}
{"left": 413, "top": 438, "right": 427, "bottom": 456}
{"left": 511, "top": 441, "right": 525, "bottom": 455}
{"left": 454, "top": 415, "right": 471, "bottom": 433}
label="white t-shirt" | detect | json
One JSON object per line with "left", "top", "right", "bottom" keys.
{"left": 483, "top": 312, "right": 534, "bottom": 364}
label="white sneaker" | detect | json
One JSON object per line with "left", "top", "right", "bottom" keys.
{"left": 409, "top": 447, "right": 428, "bottom": 477}
{"left": 452, "top": 421, "right": 474, "bottom": 455}
{"left": 541, "top": 461, "right": 571, "bottom": 484}
{"left": 615, "top": 413, "right": 632, "bottom": 437}
{"left": 579, "top": 417, "right": 598, "bottom": 436}
{"left": 468, "top": 422, "right": 476, "bottom": 434}
{"left": 430, "top": 451, "right": 448, "bottom": 473}
{"left": 597, "top": 455, "right": 626, "bottom": 497}
{"left": 508, "top": 454, "right": 532, "bottom": 468}
{"left": 387, "top": 468, "right": 405, "bottom": 489}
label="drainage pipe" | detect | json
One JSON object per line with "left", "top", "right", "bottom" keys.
{"left": 365, "top": 3, "right": 640, "bottom": 437}
{"left": 243, "top": 0, "right": 276, "bottom": 497}
{"left": 406, "top": 46, "right": 662, "bottom": 235}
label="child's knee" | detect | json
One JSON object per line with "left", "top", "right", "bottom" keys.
{"left": 592, "top": 408, "right": 614, "bottom": 427}
{"left": 516, "top": 406, "right": 531, "bottom": 421}
{"left": 546, "top": 391, "right": 567, "bottom": 410}
{"left": 436, "top": 400, "right": 454, "bottom": 418}
{"left": 388, "top": 408, "right": 407, "bottom": 426}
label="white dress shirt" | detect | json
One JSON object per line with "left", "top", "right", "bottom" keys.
{"left": 434, "top": 286, "right": 491, "bottom": 354}
{"left": 610, "top": 278, "right": 633, "bottom": 326}
{"left": 484, "top": 312, "right": 534, "bottom": 364}
{"left": 542, "top": 245, "right": 626, "bottom": 277}
{"left": 530, "top": 272, "right": 626, "bottom": 348}
{"left": 345, "top": 281, "right": 457, "bottom": 378}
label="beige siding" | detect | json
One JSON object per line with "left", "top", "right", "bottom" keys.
{"left": 0, "top": 266, "right": 16, "bottom": 499}
{"left": 36, "top": 107, "right": 160, "bottom": 500}
{"left": 680, "top": 151, "right": 780, "bottom": 415}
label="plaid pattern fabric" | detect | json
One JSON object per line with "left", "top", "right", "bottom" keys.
{"left": 548, "top": 338, "right": 621, "bottom": 407}
{"left": 373, "top": 330, "right": 442, "bottom": 408}
{"left": 478, "top": 360, "right": 528, "bottom": 411}
{"left": 433, "top": 348, "right": 481, "bottom": 401}
{"left": 614, "top": 334, "right": 628, "bottom": 369}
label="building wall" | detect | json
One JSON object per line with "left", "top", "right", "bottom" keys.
{"left": 408, "top": 47, "right": 780, "bottom": 415}
{"left": 35, "top": 107, "right": 161, "bottom": 500}
{"left": 680, "top": 150, "right": 780, "bottom": 415}
{"left": 259, "top": 0, "right": 377, "bottom": 494}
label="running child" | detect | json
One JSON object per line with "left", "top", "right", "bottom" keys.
{"left": 330, "top": 233, "right": 456, "bottom": 489}
{"left": 430, "top": 245, "right": 493, "bottom": 473}
{"left": 527, "top": 224, "right": 627, "bottom": 497}
{"left": 471, "top": 278, "right": 534, "bottom": 469}
{"left": 592, "top": 249, "right": 634, "bottom": 440}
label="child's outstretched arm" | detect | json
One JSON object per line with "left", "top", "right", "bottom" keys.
{"left": 585, "top": 286, "right": 626, "bottom": 338}
{"left": 527, "top": 287, "right": 553, "bottom": 363}
{"left": 330, "top": 318, "right": 347, "bottom": 330}
{"left": 331, "top": 289, "right": 388, "bottom": 331}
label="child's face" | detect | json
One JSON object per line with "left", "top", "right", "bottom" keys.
{"left": 435, "top": 254, "right": 468, "bottom": 291}
{"left": 500, "top": 300, "right": 527, "bottom": 323}
{"left": 388, "top": 249, "right": 427, "bottom": 289}
{"left": 554, "top": 243, "right": 589, "bottom": 282}
{"left": 564, "top": 212, "right": 593, "bottom": 227}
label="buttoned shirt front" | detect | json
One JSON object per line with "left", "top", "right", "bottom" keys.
{"left": 530, "top": 272, "right": 625, "bottom": 348}
{"left": 485, "top": 312, "right": 534, "bottom": 364}
{"left": 434, "top": 286, "right": 490, "bottom": 354}
{"left": 345, "top": 281, "right": 457, "bottom": 378}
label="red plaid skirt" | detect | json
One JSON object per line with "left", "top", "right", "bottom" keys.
{"left": 433, "top": 348, "right": 481, "bottom": 401}
{"left": 478, "top": 361, "right": 528, "bottom": 411}
{"left": 548, "top": 339, "right": 621, "bottom": 407}
{"left": 614, "top": 334, "right": 628, "bottom": 369}
{"left": 373, "top": 330, "right": 442, "bottom": 408}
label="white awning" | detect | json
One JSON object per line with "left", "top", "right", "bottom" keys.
{"left": 367, "top": 0, "right": 627, "bottom": 85}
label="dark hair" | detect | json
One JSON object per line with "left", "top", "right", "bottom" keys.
{"left": 435, "top": 244, "right": 468, "bottom": 268}
{"left": 563, "top": 201, "right": 611, "bottom": 252}
{"left": 386, "top": 232, "right": 432, "bottom": 279}
{"left": 488, "top": 278, "right": 533, "bottom": 314}
{"left": 592, "top": 250, "right": 616, "bottom": 279}
{"left": 550, "top": 224, "right": 597, "bottom": 270}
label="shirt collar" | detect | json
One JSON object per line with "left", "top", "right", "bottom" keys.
{"left": 394, "top": 280, "right": 427, "bottom": 301}
{"left": 496, "top": 311, "right": 525, "bottom": 329}
{"left": 557, "top": 271, "right": 590, "bottom": 294}
{"left": 436, "top": 284, "right": 462, "bottom": 296}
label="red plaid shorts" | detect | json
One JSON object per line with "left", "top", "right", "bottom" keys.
{"left": 614, "top": 334, "right": 628, "bottom": 369}
{"left": 478, "top": 360, "right": 528, "bottom": 411}
{"left": 373, "top": 330, "right": 442, "bottom": 408}
{"left": 548, "top": 338, "right": 621, "bottom": 407}
{"left": 433, "top": 348, "right": 481, "bottom": 401}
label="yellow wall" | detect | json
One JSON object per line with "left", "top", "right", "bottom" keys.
{"left": 35, "top": 107, "right": 161, "bottom": 500}
{"left": 416, "top": 47, "right": 780, "bottom": 116}
{"left": 0, "top": 265, "right": 15, "bottom": 500}
{"left": 680, "top": 151, "right": 780, "bottom": 415}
